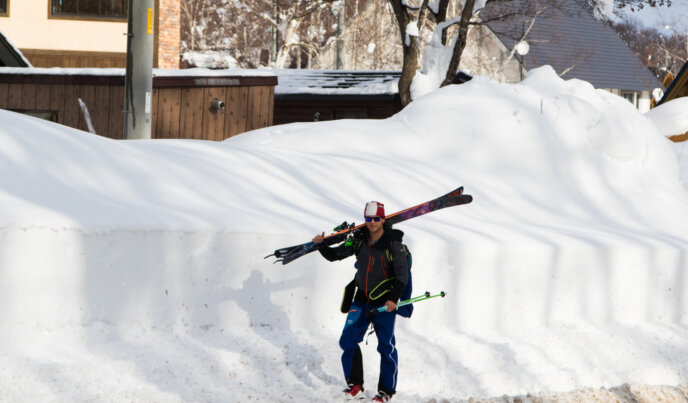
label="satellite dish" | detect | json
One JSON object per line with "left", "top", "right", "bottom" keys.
{"left": 516, "top": 41, "right": 530, "bottom": 56}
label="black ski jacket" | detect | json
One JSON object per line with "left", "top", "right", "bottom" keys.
{"left": 318, "top": 228, "right": 408, "bottom": 306}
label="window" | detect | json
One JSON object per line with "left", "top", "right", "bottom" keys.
{"left": 0, "top": 0, "right": 8, "bottom": 16}
{"left": 51, "top": 0, "right": 128, "bottom": 20}
{"left": 620, "top": 90, "right": 639, "bottom": 108}
{"left": 13, "top": 111, "right": 58, "bottom": 122}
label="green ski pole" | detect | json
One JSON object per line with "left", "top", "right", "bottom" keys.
{"left": 368, "top": 291, "right": 446, "bottom": 316}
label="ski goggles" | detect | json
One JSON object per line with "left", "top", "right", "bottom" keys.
{"left": 365, "top": 216, "right": 382, "bottom": 222}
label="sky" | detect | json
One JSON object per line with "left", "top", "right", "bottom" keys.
{"left": 613, "top": 0, "right": 688, "bottom": 33}
{"left": 0, "top": 66, "right": 687, "bottom": 402}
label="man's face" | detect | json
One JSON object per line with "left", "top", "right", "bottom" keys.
{"left": 365, "top": 216, "right": 384, "bottom": 231}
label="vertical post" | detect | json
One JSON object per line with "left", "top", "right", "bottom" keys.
{"left": 336, "top": 0, "right": 345, "bottom": 70}
{"left": 271, "top": 0, "right": 278, "bottom": 66}
{"left": 124, "top": 0, "right": 155, "bottom": 140}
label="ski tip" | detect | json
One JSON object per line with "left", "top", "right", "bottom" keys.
{"left": 264, "top": 253, "right": 275, "bottom": 259}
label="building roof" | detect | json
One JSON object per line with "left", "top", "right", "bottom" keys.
{"left": 268, "top": 69, "right": 400, "bottom": 101}
{"left": 268, "top": 69, "right": 474, "bottom": 101}
{"left": 658, "top": 60, "right": 688, "bottom": 105}
{"left": 481, "top": 1, "right": 659, "bottom": 91}
{"left": 0, "top": 30, "right": 31, "bottom": 67}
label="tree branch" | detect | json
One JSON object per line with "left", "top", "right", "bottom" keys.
{"left": 441, "top": 0, "right": 476, "bottom": 87}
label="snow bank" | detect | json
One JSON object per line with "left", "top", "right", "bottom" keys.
{"left": 1, "top": 66, "right": 688, "bottom": 401}
{"left": 644, "top": 97, "right": 688, "bottom": 138}
{"left": 674, "top": 140, "right": 688, "bottom": 188}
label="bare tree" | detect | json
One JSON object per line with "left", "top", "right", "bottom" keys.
{"left": 316, "top": 0, "right": 403, "bottom": 70}
{"left": 387, "top": 0, "right": 676, "bottom": 107}
{"left": 585, "top": 0, "right": 672, "bottom": 17}
{"left": 612, "top": 19, "right": 687, "bottom": 81}
{"left": 181, "top": 0, "right": 342, "bottom": 69}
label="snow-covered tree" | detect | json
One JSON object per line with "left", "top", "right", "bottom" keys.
{"left": 181, "top": 0, "right": 342, "bottom": 69}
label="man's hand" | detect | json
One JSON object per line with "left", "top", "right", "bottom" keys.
{"left": 384, "top": 300, "right": 396, "bottom": 312}
{"left": 312, "top": 232, "right": 325, "bottom": 244}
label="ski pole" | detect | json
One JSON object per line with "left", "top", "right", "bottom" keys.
{"left": 368, "top": 291, "right": 446, "bottom": 316}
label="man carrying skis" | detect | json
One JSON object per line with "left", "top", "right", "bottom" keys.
{"left": 313, "top": 201, "right": 408, "bottom": 402}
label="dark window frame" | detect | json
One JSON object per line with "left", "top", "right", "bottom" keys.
{"left": 48, "top": 0, "right": 128, "bottom": 22}
{"left": 0, "top": 0, "right": 8, "bottom": 17}
{"left": 12, "top": 110, "right": 59, "bottom": 123}
{"left": 620, "top": 90, "right": 639, "bottom": 108}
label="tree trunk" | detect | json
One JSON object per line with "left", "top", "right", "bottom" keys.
{"left": 389, "top": 0, "right": 430, "bottom": 107}
{"left": 441, "top": 0, "right": 476, "bottom": 87}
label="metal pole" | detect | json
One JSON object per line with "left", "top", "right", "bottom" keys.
{"left": 123, "top": 0, "right": 154, "bottom": 140}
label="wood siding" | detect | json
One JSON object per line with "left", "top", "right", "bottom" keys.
{"left": 670, "top": 133, "right": 688, "bottom": 143}
{"left": 20, "top": 49, "right": 127, "bottom": 68}
{"left": 0, "top": 73, "right": 276, "bottom": 140}
{"left": 273, "top": 98, "right": 401, "bottom": 125}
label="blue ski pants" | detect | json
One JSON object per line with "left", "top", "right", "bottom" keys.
{"left": 339, "top": 301, "right": 398, "bottom": 393}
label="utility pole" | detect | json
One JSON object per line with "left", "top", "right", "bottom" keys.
{"left": 336, "top": 0, "right": 345, "bottom": 69}
{"left": 123, "top": 0, "right": 155, "bottom": 140}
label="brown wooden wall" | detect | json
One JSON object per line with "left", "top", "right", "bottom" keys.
{"left": 20, "top": 49, "right": 127, "bottom": 68}
{"left": 273, "top": 97, "right": 402, "bottom": 125}
{"left": 0, "top": 73, "right": 276, "bottom": 140}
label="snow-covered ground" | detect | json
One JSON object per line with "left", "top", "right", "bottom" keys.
{"left": 1, "top": 66, "right": 688, "bottom": 402}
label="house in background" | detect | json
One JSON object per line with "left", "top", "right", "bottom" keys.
{"left": 658, "top": 61, "right": 688, "bottom": 106}
{"left": 0, "top": 67, "right": 277, "bottom": 140}
{"left": 0, "top": 1, "right": 277, "bottom": 142}
{"left": 656, "top": 60, "right": 688, "bottom": 142}
{"left": 271, "top": 0, "right": 660, "bottom": 124}
{"left": 0, "top": 0, "right": 180, "bottom": 69}
{"left": 477, "top": 1, "right": 660, "bottom": 112}
{"left": 270, "top": 69, "right": 473, "bottom": 125}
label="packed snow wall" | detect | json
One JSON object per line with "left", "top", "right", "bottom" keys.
{"left": 1, "top": 66, "right": 688, "bottom": 335}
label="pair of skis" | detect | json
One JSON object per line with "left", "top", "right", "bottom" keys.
{"left": 265, "top": 186, "right": 473, "bottom": 265}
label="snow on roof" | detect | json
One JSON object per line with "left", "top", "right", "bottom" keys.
{"left": 0, "top": 30, "right": 32, "bottom": 67}
{"left": 644, "top": 97, "right": 688, "bottom": 137}
{"left": 265, "top": 68, "right": 400, "bottom": 96}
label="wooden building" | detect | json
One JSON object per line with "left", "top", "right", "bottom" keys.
{"left": 0, "top": 0, "right": 180, "bottom": 69}
{"left": 271, "top": 70, "right": 403, "bottom": 125}
{"left": 270, "top": 69, "right": 472, "bottom": 124}
{"left": 657, "top": 61, "right": 688, "bottom": 143}
{"left": 0, "top": 68, "right": 276, "bottom": 140}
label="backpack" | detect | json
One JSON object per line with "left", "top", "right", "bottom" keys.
{"left": 340, "top": 242, "right": 414, "bottom": 318}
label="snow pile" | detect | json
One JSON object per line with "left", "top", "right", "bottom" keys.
{"left": 0, "top": 66, "right": 687, "bottom": 401}
{"left": 674, "top": 140, "right": 688, "bottom": 187}
{"left": 644, "top": 97, "right": 688, "bottom": 138}
{"left": 182, "top": 50, "right": 239, "bottom": 69}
